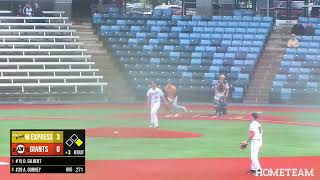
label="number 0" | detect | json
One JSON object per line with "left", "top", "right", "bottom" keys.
{"left": 56, "top": 146, "right": 60, "bottom": 152}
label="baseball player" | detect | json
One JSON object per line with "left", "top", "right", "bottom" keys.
{"left": 241, "top": 112, "right": 263, "bottom": 176}
{"left": 165, "top": 81, "right": 188, "bottom": 116}
{"left": 146, "top": 81, "right": 168, "bottom": 128}
{"left": 213, "top": 75, "right": 229, "bottom": 116}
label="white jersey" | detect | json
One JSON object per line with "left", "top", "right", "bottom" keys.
{"left": 249, "top": 120, "right": 263, "bottom": 140}
{"left": 147, "top": 88, "right": 164, "bottom": 104}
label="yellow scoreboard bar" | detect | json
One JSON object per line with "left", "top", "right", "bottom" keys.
{"left": 11, "top": 131, "right": 63, "bottom": 143}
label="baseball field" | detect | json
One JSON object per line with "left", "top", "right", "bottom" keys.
{"left": 0, "top": 104, "right": 319, "bottom": 179}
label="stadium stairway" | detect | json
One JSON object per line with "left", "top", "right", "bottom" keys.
{"left": 71, "top": 21, "right": 135, "bottom": 102}
{"left": 244, "top": 26, "right": 291, "bottom": 104}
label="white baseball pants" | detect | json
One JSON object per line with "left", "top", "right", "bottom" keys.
{"left": 251, "top": 139, "right": 262, "bottom": 171}
{"left": 150, "top": 102, "right": 160, "bottom": 127}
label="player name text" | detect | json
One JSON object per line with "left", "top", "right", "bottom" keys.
{"left": 15, "top": 159, "right": 42, "bottom": 164}
{"left": 15, "top": 167, "right": 42, "bottom": 173}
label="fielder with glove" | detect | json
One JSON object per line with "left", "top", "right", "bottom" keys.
{"left": 241, "top": 112, "right": 263, "bottom": 176}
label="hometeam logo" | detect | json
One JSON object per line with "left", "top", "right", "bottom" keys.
{"left": 15, "top": 144, "right": 25, "bottom": 155}
{"left": 260, "top": 168, "right": 315, "bottom": 177}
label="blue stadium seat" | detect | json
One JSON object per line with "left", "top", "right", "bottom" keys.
{"left": 198, "top": 21, "right": 208, "bottom": 27}
{"left": 306, "top": 82, "right": 318, "bottom": 93}
{"left": 225, "top": 53, "right": 235, "bottom": 60}
{"left": 257, "top": 28, "right": 268, "bottom": 34}
{"left": 191, "top": 58, "right": 201, "bottom": 65}
{"left": 239, "top": 47, "right": 250, "bottom": 53}
{"left": 232, "top": 87, "right": 244, "bottom": 100}
{"left": 281, "top": 88, "right": 292, "bottom": 101}
{"left": 252, "top": 16, "right": 263, "bottom": 22}
{"left": 136, "top": 32, "right": 146, "bottom": 39}
{"left": 150, "top": 58, "right": 161, "bottom": 64}
{"left": 131, "top": 26, "right": 140, "bottom": 33}
{"left": 189, "top": 34, "right": 200, "bottom": 40}
{"left": 242, "top": 41, "right": 253, "bottom": 47}
{"left": 243, "top": 16, "right": 253, "bottom": 22}
{"left": 170, "top": 52, "right": 181, "bottom": 60}
{"left": 218, "top": 21, "right": 228, "bottom": 28}
{"left": 250, "top": 47, "right": 260, "bottom": 54}
{"left": 255, "top": 34, "right": 266, "bottom": 41}
{"left": 179, "top": 33, "right": 190, "bottom": 39}
{"left": 300, "top": 68, "right": 310, "bottom": 74}
{"left": 286, "top": 48, "right": 296, "bottom": 54}
{"left": 147, "top": 20, "right": 157, "bottom": 26}
{"left": 223, "top": 16, "right": 233, "bottom": 22}
{"left": 236, "top": 28, "right": 246, "bottom": 34}
{"left": 163, "top": 45, "right": 174, "bottom": 53}
{"left": 281, "top": 61, "right": 292, "bottom": 68}
{"left": 212, "top": 16, "right": 223, "bottom": 21}
{"left": 233, "top": 60, "right": 244, "bottom": 66}
{"left": 275, "top": 74, "right": 287, "bottom": 81}
{"left": 177, "top": 65, "right": 189, "bottom": 72}
{"left": 177, "top": 21, "right": 187, "bottom": 27}
{"left": 149, "top": 39, "right": 160, "bottom": 45}
{"left": 232, "top": 16, "right": 243, "bottom": 21}
{"left": 192, "top": 52, "right": 202, "bottom": 59}
{"left": 222, "top": 34, "right": 233, "bottom": 40}
{"left": 182, "top": 72, "right": 192, "bottom": 79}
{"left": 231, "top": 66, "right": 241, "bottom": 73}
{"left": 232, "top": 40, "right": 242, "bottom": 47}
{"left": 215, "top": 28, "right": 225, "bottom": 34}
{"left": 201, "top": 40, "right": 211, "bottom": 46}
{"left": 157, "top": 21, "right": 167, "bottom": 26}
{"left": 246, "top": 28, "right": 257, "bottom": 34}
{"left": 201, "top": 34, "right": 211, "bottom": 40}
{"left": 172, "top": 15, "right": 181, "bottom": 21}
{"left": 289, "top": 68, "right": 300, "bottom": 74}
{"left": 211, "top": 34, "right": 222, "bottom": 40}
{"left": 206, "top": 47, "right": 216, "bottom": 53}
{"left": 291, "top": 61, "right": 302, "bottom": 68}
{"left": 180, "top": 39, "right": 190, "bottom": 47}
{"left": 128, "top": 38, "right": 138, "bottom": 45}
{"left": 228, "top": 22, "right": 239, "bottom": 28}
{"left": 308, "top": 48, "right": 318, "bottom": 55}
{"left": 253, "top": 41, "right": 263, "bottom": 47}
{"left": 187, "top": 21, "right": 198, "bottom": 27}
{"left": 193, "top": 27, "right": 204, "bottom": 33}
{"left": 249, "top": 22, "right": 260, "bottom": 28}
{"left": 203, "top": 27, "right": 215, "bottom": 34}
{"left": 233, "top": 34, "right": 244, "bottom": 41}
{"left": 301, "top": 36, "right": 313, "bottom": 42}
{"left": 207, "top": 21, "right": 218, "bottom": 27}
{"left": 225, "top": 28, "right": 236, "bottom": 34}
{"left": 228, "top": 47, "right": 239, "bottom": 53}
{"left": 195, "top": 46, "right": 206, "bottom": 53}
{"left": 298, "top": 74, "right": 309, "bottom": 81}
{"left": 151, "top": 26, "right": 161, "bottom": 33}
{"left": 212, "top": 59, "right": 223, "bottom": 65}
{"left": 192, "top": 16, "right": 203, "bottom": 21}
{"left": 273, "top": 81, "right": 284, "bottom": 89}
{"left": 143, "top": 45, "right": 153, "bottom": 52}
{"left": 158, "top": 33, "right": 168, "bottom": 40}
{"left": 238, "top": 22, "right": 249, "bottom": 28}
{"left": 204, "top": 73, "right": 217, "bottom": 80}
{"left": 262, "top": 16, "right": 273, "bottom": 23}
{"left": 244, "top": 60, "right": 255, "bottom": 66}
{"left": 260, "top": 23, "right": 271, "bottom": 29}
{"left": 221, "top": 40, "right": 232, "bottom": 46}
{"left": 244, "top": 34, "right": 255, "bottom": 40}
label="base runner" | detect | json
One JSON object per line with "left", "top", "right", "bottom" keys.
{"left": 165, "top": 81, "right": 187, "bottom": 116}
{"left": 240, "top": 112, "right": 263, "bottom": 176}
{"left": 146, "top": 81, "right": 168, "bottom": 128}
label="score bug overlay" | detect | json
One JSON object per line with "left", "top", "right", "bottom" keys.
{"left": 10, "top": 129, "right": 85, "bottom": 173}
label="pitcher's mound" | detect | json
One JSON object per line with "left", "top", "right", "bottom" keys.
{"left": 87, "top": 127, "right": 202, "bottom": 138}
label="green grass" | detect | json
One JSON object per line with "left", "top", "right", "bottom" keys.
{"left": 0, "top": 108, "right": 319, "bottom": 160}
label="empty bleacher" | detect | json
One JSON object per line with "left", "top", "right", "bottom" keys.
{"left": 94, "top": 13, "right": 273, "bottom": 102}
{"left": 0, "top": 14, "right": 107, "bottom": 101}
{"left": 270, "top": 17, "right": 320, "bottom": 104}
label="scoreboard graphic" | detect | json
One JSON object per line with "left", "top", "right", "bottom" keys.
{"left": 10, "top": 129, "right": 85, "bottom": 173}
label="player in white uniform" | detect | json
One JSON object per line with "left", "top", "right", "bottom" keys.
{"left": 242, "top": 112, "right": 263, "bottom": 176}
{"left": 146, "top": 81, "right": 168, "bottom": 128}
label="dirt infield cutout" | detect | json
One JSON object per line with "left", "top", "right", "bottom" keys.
{"left": 86, "top": 127, "right": 202, "bottom": 138}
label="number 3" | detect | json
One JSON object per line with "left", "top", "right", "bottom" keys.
{"left": 258, "top": 126, "right": 262, "bottom": 134}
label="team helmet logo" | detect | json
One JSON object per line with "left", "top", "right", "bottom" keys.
{"left": 16, "top": 144, "right": 25, "bottom": 154}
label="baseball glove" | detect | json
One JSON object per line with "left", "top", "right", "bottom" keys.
{"left": 240, "top": 140, "right": 248, "bottom": 150}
